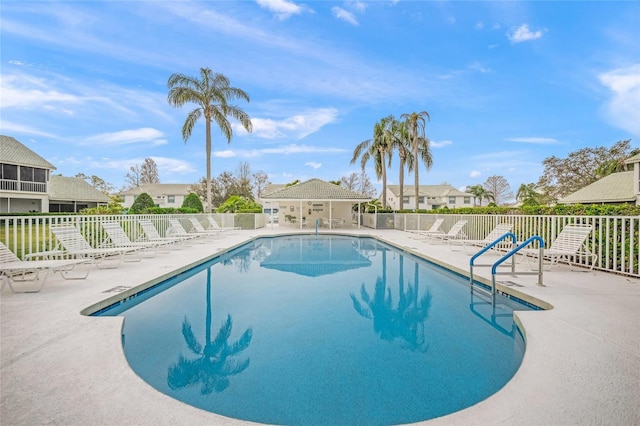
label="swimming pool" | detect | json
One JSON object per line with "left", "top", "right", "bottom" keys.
{"left": 96, "top": 235, "right": 535, "bottom": 425}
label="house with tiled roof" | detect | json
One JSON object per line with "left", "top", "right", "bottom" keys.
{"left": 1, "top": 135, "right": 56, "bottom": 212}
{"left": 261, "top": 178, "right": 373, "bottom": 229}
{"left": 48, "top": 175, "right": 111, "bottom": 212}
{"left": 383, "top": 184, "right": 474, "bottom": 210}
{"left": 560, "top": 153, "right": 640, "bottom": 206}
{"left": 1, "top": 135, "right": 112, "bottom": 212}
{"left": 117, "top": 183, "right": 194, "bottom": 209}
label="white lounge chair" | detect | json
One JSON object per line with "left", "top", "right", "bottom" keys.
{"left": 50, "top": 225, "right": 143, "bottom": 268}
{"left": 168, "top": 218, "right": 215, "bottom": 240}
{"left": 207, "top": 216, "right": 240, "bottom": 232}
{"left": 189, "top": 217, "right": 226, "bottom": 235}
{"left": 0, "top": 241, "right": 92, "bottom": 293}
{"left": 520, "top": 224, "right": 597, "bottom": 270}
{"left": 100, "top": 221, "right": 172, "bottom": 256}
{"left": 424, "top": 220, "right": 468, "bottom": 243}
{"left": 138, "top": 219, "right": 196, "bottom": 246}
{"left": 408, "top": 218, "right": 445, "bottom": 240}
{"left": 449, "top": 223, "right": 514, "bottom": 254}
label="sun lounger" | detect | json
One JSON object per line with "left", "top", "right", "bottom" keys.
{"left": 168, "top": 218, "right": 215, "bottom": 240}
{"left": 138, "top": 219, "right": 196, "bottom": 246}
{"left": 100, "top": 221, "right": 173, "bottom": 256}
{"left": 50, "top": 225, "right": 143, "bottom": 268}
{"left": 188, "top": 217, "right": 226, "bottom": 235}
{"left": 519, "top": 224, "right": 597, "bottom": 270}
{"left": 449, "top": 223, "right": 514, "bottom": 254}
{"left": 207, "top": 216, "right": 240, "bottom": 232}
{"left": 0, "top": 241, "right": 92, "bottom": 293}
{"left": 422, "top": 220, "right": 468, "bottom": 243}
{"left": 408, "top": 218, "right": 445, "bottom": 240}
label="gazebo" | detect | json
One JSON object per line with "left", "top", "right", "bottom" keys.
{"left": 261, "top": 178, "right": 374, "bottom": 229}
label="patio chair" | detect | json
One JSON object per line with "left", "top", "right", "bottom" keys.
{"left": 168, "top": 218, "right": 216, "bottom": 240}
{"left": 408, "top": 218, "right": 445, "bottom": 240}
{"left": 423, "top": 220, "right": 468, "bottom": 243}
{"left": 449, "top": 223, "right": 514, "bottom": 254}
{"left": 50, "top": 225, "right": 143, "bottom": 269}
{"left": 100, "top": 221, "right": 173, "bottom": 256}
{"left": 138, "top": 219, "right": 196, "bottom": 246}
{"left": 519, "top": 224, "right": 597, "bottom": 270}
{"left": 207, "top": 216, "right": 240, "bottom": 232}
{"left": 1, "top": 241, "right": 92, "bottom": 293}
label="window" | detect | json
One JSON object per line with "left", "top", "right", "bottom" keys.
{"left": 418, "top": 196, "right": 425, "bottom": 204}
{"left": 464, "top": 197, "right": 471, "bottom": 204}
{"left": 33, "top": 168, "right": 47, "bottom": 182}
{"left": 403, "top": 196, "right": 410, "bottom": 204}
{"left": 1, "top": 164, "right": 18, "bottom": 180}
{"left": 449, "top": 196, "right": 456, "bottom": 204}
{"left": 167, "top": 195, "right": 175, "bottom": 203}
{"left": 20, "top": 166, "right": 35, "bottom": 181}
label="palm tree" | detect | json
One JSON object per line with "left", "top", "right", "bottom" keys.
{"left": 351, "top": 116, "right": 394, "bottom": 209}
{"left": 466, "top": 184, "right": 486, "bottom": 207}
{"left": 387, "top": 118, "right": 413, "bottom": 211}
{"left": 516, "top": 183, "right": 539, "bottom": 205}
{"left": 167, "top": 267, "right": 252, "bottom": 394}
{"left": 167, "top": 68, "right": 253, "bottom": 213}
{"left": 400, "top": 111, "right": 431, "bottom": 212}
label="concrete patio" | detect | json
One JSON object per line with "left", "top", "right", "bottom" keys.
{"left": 1, "top": 227, "right": 638, "bottom": 425}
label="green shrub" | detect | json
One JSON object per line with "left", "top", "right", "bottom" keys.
{"left": 129, "top": 193, "right": 155, "bottom": 214}
{"left": 181, "top": 193, "right": 204, "bottom": 212}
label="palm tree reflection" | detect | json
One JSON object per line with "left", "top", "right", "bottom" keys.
{"left": 167, "top": 267, "right": 252, "bottom": 394}
{"left": 351, "top": 254, "right": 431, "bottom": 351}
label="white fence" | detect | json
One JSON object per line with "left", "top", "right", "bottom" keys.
{"left": 361, "top": 213, "right": 639, "bottom": 277}
{"left": 0, "top": 213, "right": 265, "bottom": 259}
{"left": 2, "top": 212, "right": 637, "bottom": 278}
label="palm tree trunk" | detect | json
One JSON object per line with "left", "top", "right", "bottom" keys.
{"left": 400, "top": 156, "right": 408, "bottom": 211}
{"left": 205, "top": 119, "right": 212, "bottom": 213}
{"left": 381, "top": 152, "right": 387, "bottom": 209}
{"left": 414, "top": 136, "right": 419, "bottom": 212}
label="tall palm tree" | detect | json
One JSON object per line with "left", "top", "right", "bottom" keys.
{"left": 400, "top": 111, "right": 431, "bottom": 212}
{"left": 167, "top": 68, "right": 253, "bottom": 213}
{"left": 387, "top": 118, "right": 413, "bottom": 211}
{"left": 466, "top": 184, "right": 486, "bottom": 207}
{"left": 351, "top": 116, "right": 394, "bottom": 209}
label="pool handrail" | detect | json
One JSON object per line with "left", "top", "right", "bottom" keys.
{"left": 469, "top": 232, "right": 517, "bottom": 288}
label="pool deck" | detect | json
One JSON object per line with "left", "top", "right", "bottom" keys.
{"left": 1, "top": 227, "right": 639, "bottom": 425}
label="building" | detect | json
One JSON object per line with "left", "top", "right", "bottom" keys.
{"left": 261, "top": 178, "right": 373, "bottom": 228}
{"left": 1, "top": 135, "right": 112, "bottom": 213}
{"left": 382, "top": 184, "right": 474, "bottom": 210}
{"left": 118, "top": 184, "right": 194, "bottom": 209}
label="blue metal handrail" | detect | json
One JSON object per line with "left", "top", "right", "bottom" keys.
{"left": 469, "top": 232, "right": 517, "bottom": 287}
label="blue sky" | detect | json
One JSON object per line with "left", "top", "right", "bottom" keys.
{"left": 1, "top": 1, "right": 638, "bottom": 199}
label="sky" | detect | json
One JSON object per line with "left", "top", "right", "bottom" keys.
{"left": 1, "top": 1, "right": 639, "bottom": 201}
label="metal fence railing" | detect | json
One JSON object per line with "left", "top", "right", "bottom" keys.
{"left": 0, "top": 213, "right": 264, "bottom": 260}
{"left": 361, "top": 213, "right": 639, "bottom": 277}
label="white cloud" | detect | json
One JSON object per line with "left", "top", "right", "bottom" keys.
{"left": 237, "top": 108, "right": 339, "bottom": 139}
{"left": 475, "top": 22, "right": 484, "bottom": 30}
{"left": 468, "top": 62, "right": 492, "bottom": 73}
{"left": 431, "top": 140, "right": 453, "bottom": 148}
{"left": 0, "top": 121, "right": 58, "bottom": 138}
{"left": 506, "top": 137, "right": 559, "bottom": 144}
{"left": 214, "top": 150, "right": 237, "bottom": 158}
{"left": 332, "top": 7, "right": 358, "bottom": 25}
{"left": 305, "top": 161, "right": 322, "bottom": 169}
{"left": 214, "top": 144, "right": 347, "bottom": 159}
{"left": 81, "top": 128, "right": 167, "bottom": 146}
{"left": 507, "top": 24, "right": 545, "bottom": 44}
{"left": 255, "top": 0, "right": 305, "bottom": 20}
{"left": 0, "top": 73, "right": 82, "bottom": 109}
{"left": 598, "top": 64, "right": 640, "bottom": 137}
{"left": 349, "top": 1, "right": 367, "bottom": 12}
{"left": 470, "top": 170, "right": 482, "bottom": 178}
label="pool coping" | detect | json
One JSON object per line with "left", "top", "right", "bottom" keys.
{"left": 1, "top": 228, "right": 638, "bottom": 425}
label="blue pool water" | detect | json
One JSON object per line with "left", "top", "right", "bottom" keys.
{"left": 96, "top": 235, "right": 534, "bottom": 425}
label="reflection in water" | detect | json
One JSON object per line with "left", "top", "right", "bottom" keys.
{"left": 351, "top": 252, "right": 432, "bottom": 351}
{"left": 167, "top": 267, "right": 252, "bottom": 394}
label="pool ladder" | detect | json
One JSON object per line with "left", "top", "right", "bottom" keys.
{"left": 469, "top": 234, "right": 545, "bottom": 307}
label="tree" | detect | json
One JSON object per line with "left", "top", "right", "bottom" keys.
{"left": 216, "top": 195, "right": 260, "bottom": 213}
{"left": 341, "top": 171, "right": 377, "bottom": 197}
{"left": 167, "top": 67, "right": 253, "bottom": 213}
{"left": 516, "top": 183, "right": 540, "bottom": 206}
{"left": 400, "top": 111, "right": 432, "bottom": 212}
{"left": 124, "top": 165, "right": 142, "bottom": 189}
{"left": 235, "top": 162, "right": 254, "bottom": 200}
{"left": 483, "top": 175, "right": 512, "bottom": 206}
{"left": 351, "top": 116, "right": 393, "bottom": 208}
{"left": 387, "top": 118, "right": 412, "bottom": 211}
{"left": 465, "top": 184, "right": 494, "bottom": 207}
{"left": 182, "top": 193, "right": 204, "bottom": 212}
{"left": 538, "top": 139, "right": 634, "bottom": 201}
{"left": 140, "top": 158, "right": 160, "bottom": 184}
{"left": 129, "top": 192, "right": 155, "bottom": 213}
{"left": 75, "top": 173, "right": 115, "bottom": 195}
{"left": 252, "top": 171, "right": 270, "bottom": 198}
